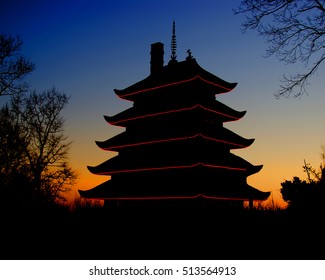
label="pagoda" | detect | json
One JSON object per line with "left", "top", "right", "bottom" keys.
{"left": 79, "top": 23, "right": 271, "bottom": 210}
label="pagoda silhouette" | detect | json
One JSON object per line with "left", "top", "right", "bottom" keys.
{"left": 79, "top": 22, "right": 271, "bottom": 210}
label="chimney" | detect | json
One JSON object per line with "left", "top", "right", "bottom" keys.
{"left": 150, "top": 42, "right": 164, "bottom": 75}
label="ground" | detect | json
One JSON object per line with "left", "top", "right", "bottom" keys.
{"left": 2, "top": 205, "right": 325, "bottom": 260}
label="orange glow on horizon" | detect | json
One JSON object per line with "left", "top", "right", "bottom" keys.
{"left": 71, "top": 166, "right": 288, "bottom": 209}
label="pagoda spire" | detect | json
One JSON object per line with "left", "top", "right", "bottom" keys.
{"left": 170, "top": 20, "right": 177, "bottom": 61}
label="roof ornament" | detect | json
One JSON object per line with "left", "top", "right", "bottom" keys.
{"left": 170, "top": 20, "right": 177, "bottom": 61}
{"left": 186, "top": 49, "right": 193, "bottom": 60}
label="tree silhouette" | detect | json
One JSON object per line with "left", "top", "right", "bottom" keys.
{"left": 0, "top": 88, "right": 77, "bottom": 208}
{"left": 234, "top": 0, "right": 325, "bottom": 98}
{"left": 0, "top": 33, "right": 35, "bottom": 96}
{"left": 280, "top": 156, "right": 325, "bottom": 211}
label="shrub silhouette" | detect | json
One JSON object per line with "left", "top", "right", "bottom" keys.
{"left": 280, "top": 168, "right": 325, "bottom": 211}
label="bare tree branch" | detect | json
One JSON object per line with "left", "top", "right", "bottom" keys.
{"left": 0, "top": 34, "right": 35, "bottom": 96}
{"left": 234, "top": 0, "right": 325, "bottom": 98}
{"left": 0, "top": 88, "right": 78, "bottom": 206}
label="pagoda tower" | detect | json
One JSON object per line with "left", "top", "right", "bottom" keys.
{"left": 79, "top": 24, "right": 270, "bottom": 210}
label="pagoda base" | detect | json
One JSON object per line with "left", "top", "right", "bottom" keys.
{"left": 102, "top": 197, "right": 245, "bottom": 212}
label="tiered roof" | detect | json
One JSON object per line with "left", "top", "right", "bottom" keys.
{"left": 114, "top": 58, "right": 237, "bottom": 101}
{"left": 79, "top": 35, "right": 270, "bottom": 205}
{"left": 104, "top": 98, "right": 246, "bottom": 126}
{"left": 95, "top": 127, "right": 255, "bottom": 151}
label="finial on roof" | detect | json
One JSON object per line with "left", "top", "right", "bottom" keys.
{"left": 171, "top": 20, "right": 177, "bottom": 61}
{"left": 186, "top": 49, "right": 193, "bottom": 60}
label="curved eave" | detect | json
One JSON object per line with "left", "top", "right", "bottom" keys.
{"left": 79, "top": 191, "right": 270, "bottom": 201}
{"left": 89, "top": 142, "right": 262, "bottom": 176}
{"left": 87, "top": 161, "right": 260, "bottom": 176}
{"left": 248, "top": 164, "right": 263, "bottom": 176}
{"left": 114, "top": 76, "right": 237, "bottom": 101}
{"left": 243, "top": 187, "right": 271, "bottom": 201}
{"left": 96, "top": 132, "right": 255, "bottom": 151}
{"left": 104, "top": 104, "right": 246, "bottom": 127}
{"left": 87, "top": 162, "right": 247, "bottom": 176}
{"left": 113, "top": 59, "right": 237, "bottom": 101}
{"left": 79, "top": 181, "right": 270, "bottom": 201}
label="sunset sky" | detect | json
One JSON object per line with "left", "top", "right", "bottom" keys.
{"left": 2, "top": 0, "right": 325, "bottom": 208}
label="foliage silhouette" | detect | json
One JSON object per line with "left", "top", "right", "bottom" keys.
{"left": 280, "top": 155, "right": 325, "bottom": 211}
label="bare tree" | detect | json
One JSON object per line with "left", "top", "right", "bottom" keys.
{"left": 234, "top": 0, "right": 325, "bottom": 98}
{"left": 0, "top": 88, "right": 77, "bottom": 207}
{"left": 0, "top": 33, "right": 35, "bottom": 96}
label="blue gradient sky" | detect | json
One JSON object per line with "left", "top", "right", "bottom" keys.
{"left": 2, "top": 0, "right": 325, "bottom": 207}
